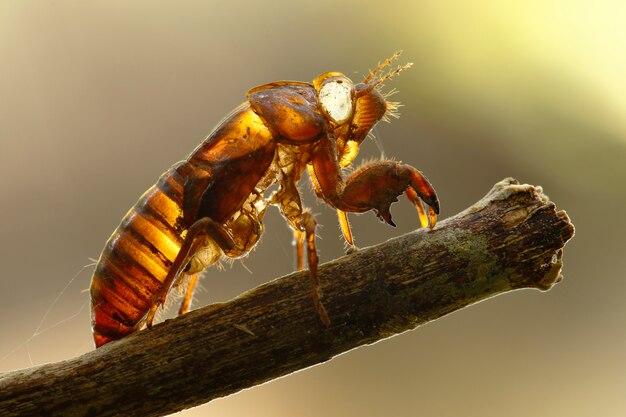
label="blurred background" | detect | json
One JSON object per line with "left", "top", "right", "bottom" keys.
{"left": 1, "top": 1, "right": 625, "bottom": 416}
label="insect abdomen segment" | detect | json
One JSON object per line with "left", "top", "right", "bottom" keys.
{"left": 90, "top": 166, "right": 186, "bottom": 347}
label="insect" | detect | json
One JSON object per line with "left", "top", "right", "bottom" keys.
{"left": 89, "top": 52, "right": 440, "bottom": 347}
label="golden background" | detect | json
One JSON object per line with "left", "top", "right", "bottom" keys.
{"left": 1, "top": 1, "right": 625, "bottom": 415}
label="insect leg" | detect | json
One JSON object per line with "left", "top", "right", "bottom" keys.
{"left": 300, "top": 212, "right": 330, "bottom": 326}
{"left": 308, "top": 164, "right": 356, "bottom": 250}
{"left": 275, "top": 177, "right": 330, "bottom": 325}
{"left": 178, "top": 273, "right": 199, "bottom": 315}
{"left": 310, "top": 136, "right": 439, "bottom": 228}
{"left": 145, "top": 217, "right": 236, "bottom": 328}
{"left": 406, "top": 187, "right": 430, "bottom": 229}
{"left": 340, "top": 161, "right": 438, "bottom": 227}
{"left": 293, "top": 229, "right": 305, "bottom": 270}
{"left": 336, "top": 209, "right": 356, "bottom": 250}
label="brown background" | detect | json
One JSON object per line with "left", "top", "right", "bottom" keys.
{"left": 1, "top": 1, "right": 625, "bottom": 416}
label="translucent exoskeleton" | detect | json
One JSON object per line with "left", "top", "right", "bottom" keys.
{"left": 89, "top": 52, "right": 440, "bottom": 347}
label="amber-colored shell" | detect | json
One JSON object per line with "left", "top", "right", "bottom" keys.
{"left": 90, "top": 55, "right": 439, "bottom": 347}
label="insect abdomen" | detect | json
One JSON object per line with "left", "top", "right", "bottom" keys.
{"left": 90, "top": 165, "right": 186, "bottom": 347}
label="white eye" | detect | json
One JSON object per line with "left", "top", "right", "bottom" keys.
{"left": 319, "top": 79, "right": 354, "bottom": 124}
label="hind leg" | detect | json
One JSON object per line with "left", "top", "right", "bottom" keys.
{"left": 175, "top": 204, "right": 264, "bottom": 318}
{"left": 178, "top": 273, "right": 199, "bottom": 315}
{"left": 145, "top": 217, "right": 236, "bottom": 328}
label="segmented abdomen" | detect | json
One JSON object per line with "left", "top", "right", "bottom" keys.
{"left": 90, "top": 164, "right": 187, "bottom": 347}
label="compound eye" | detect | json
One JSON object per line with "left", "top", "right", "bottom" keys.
{"left": 319, "top": 77, "right": 354, "bottom": 124}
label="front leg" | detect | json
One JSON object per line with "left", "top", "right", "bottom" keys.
{"left": 310, "top": 135, "right": 439, "bottom": 228}
{"left": 307, "top": 164, "right": 356, "bottom": 249}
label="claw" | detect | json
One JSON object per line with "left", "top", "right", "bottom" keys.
{"left": 377, "top": 209, "right": 396, "bottom": 227}
{"left": 416, "top": 199, "right": 429, "bottom": 228}
{"left": 405, "top": 166, "right": 439, "bottom": 215}
{"left": 406, "top": 187, "right": 429, "bottom": 228}
{"left": 374, "top": 199, "right": 398, "bottom": 227}
{"left": 428, "top": 205, "right": 437, "bottom": 229}
{"left": 401, "top": 164, "right": 439, "bottom": 229}
{"left": 337, "top": 160, "right": 439, "bottom": 230}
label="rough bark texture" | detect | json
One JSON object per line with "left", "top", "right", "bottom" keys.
{"left": 0, "top": 178, "right": 575, "bottom": 417}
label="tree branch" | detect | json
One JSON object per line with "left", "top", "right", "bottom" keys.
{"left": 0, "top": 178, "right": 575, "bottom": 417}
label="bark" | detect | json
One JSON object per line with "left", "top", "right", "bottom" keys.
{"left": 0, "top": 178, "right": 575, "bottom": 417}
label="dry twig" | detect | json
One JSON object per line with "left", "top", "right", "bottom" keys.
{"left": 0, "top": 178, "right": 575, "bottom": 417}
